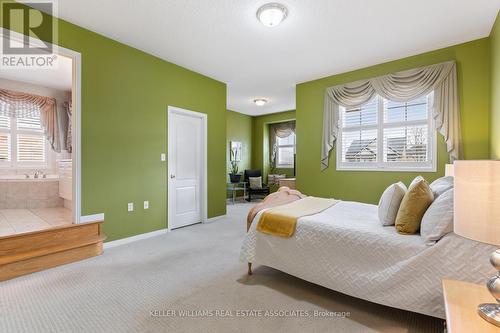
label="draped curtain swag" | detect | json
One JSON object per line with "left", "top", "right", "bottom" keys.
{"left": 321, "top": 60, "right": 461, "bottom": 170}
{"left": 270, "top": 121, "right": 296, "bottom": 169}
{"left": 63, "top": 100, "right": 72, "bottom": 153}
{"left": 0, "top": 88, "right": 61, "bottom": 152}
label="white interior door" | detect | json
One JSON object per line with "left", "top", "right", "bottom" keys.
{"left": 168, "top": 108, "right": 203, "bottom": 229}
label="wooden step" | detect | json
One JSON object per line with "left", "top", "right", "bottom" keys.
{"left": 0, "top": 221, "right": 105, "bottom": 281}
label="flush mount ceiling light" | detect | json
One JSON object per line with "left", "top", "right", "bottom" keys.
{"left": 254, "top": 98, "right": 268, "bottom": 106}
{"left": 257, "top": 3, "right": 288, "bottom": 27}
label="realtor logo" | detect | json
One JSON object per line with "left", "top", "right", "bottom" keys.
{"left": 0, "top": 0, "right": 58, "bottom": 68}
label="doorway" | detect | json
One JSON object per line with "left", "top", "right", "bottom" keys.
{"left": 0, "top": 28, "right": 81, "bottom": 234}
{"left": 167, "top": 106, "right": 207, "bottom": 230}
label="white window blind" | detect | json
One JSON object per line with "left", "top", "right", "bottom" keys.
{"left": 0, "top": 115, "right": 47, "bottom": 167}
{"left": 276, "top": 132, "right": 296, "bottom": 168}
{"left": 17, "top": 134, "right": 45, "bottom": 162}
{"left": 342, "top": 97, "right": 378, "bottom": 128}
{"left": 0, "top": 133, "right": 10, "bottom": 161}
{"left": 337, "top": 94, "right": 435, "bottom": 171}
{"left": 0, "top": 116, "right": 10, "bottom": 129}
{"left": 17, "top": 116, "right": 43, "bottom": 131}
{"left": 341, "top": 129, "right": 377, "bottom": 163}
{"left": 0, "top": 116, "right": 10, "bottom": 162}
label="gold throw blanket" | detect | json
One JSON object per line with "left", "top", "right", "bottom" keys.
{"left": 257, "top": 197, "right": 338, "bottom": 238}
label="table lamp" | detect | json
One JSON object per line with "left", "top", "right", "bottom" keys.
{"left": 454, "top": 160, "right": 500, "bottom": 327}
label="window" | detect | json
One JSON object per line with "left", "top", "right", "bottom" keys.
{"left": 276, "top": 132, "right": 296, "bottom": 168}
{"left": 0, "top": 115, "right": 47, "bottom": 167}
{"left": 337, "top": 93, "right": 435, "bottom": 171}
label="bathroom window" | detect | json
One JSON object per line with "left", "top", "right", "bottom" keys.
{"left": 0, "top": 115, "right": 47, "bottom": 167}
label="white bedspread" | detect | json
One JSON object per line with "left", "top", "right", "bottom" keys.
{"left": 240, "top": 201, "right": 497, "bottom": 318}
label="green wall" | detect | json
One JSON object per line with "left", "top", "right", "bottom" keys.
{"left": 1, "top": 2, "right": 227, "bottom": 241}
{"left": 491, "top": 11, "right": 500, "bottom": 159}
{"left": 296, "top": 38, "right": 491, "bottom": 204}
{"left": 226, "top": 110, "right": 252, "bottom": 183}
{"left": 251, "top": 111, "right": 296, "bottom": 183}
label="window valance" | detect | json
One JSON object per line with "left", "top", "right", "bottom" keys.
{"left": 0, "top": 88, "right": 61, "bottom": 152}
{"left": 321, "top": 60, "right": 461, "bottom": 170}
{"left": 64, "top": 100, "right": 72, "bottom": 153}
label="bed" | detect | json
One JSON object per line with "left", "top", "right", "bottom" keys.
{"left": 240, "top": 192, "right": 497, "bottom": 319}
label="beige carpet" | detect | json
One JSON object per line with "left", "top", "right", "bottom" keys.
{"left": 0, "top": 203, "right": 444, "bottom": 333}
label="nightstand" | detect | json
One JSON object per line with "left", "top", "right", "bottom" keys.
{"left": 442, "top": 279, "right": 500, "bottom": 332}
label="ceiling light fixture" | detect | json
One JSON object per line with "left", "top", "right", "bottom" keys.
{"left": 254, "top": 98, "right": 268, "bottom": 106}
{"left": 257, "top": 3, "right": 288, "bottom": 27}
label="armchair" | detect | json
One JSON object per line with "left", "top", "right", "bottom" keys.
{"left": 244, "top": 169, "right": 270, "bottom": 202}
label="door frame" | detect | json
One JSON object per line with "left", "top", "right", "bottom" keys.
{"left": 0, "top": 28, "right": 82, "bottom": 224}
{"left": 167, "top": 106, "right": 208, "bottom": 231}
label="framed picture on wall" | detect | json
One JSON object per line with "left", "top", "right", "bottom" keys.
{"left": 230, "top": 141, "right": 242, "bottom": 161}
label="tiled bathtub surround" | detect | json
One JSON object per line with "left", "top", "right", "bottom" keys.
{"left": 0, "top": 179, "right": 63, "bottom": 209}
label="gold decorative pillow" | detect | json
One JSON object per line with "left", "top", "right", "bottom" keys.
{"left": 395, "top": 178, "right": 434, "bottom": 234}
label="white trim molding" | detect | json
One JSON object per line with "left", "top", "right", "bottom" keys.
{"left": 80, "top": 213, "right": 105, "bottom": 223}
{"left": 103, "top": 228, "right": 169, "bottom": 249}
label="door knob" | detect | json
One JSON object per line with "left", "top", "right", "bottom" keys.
{"left": 170, "top": 174, "right": 175, "bottom": 179}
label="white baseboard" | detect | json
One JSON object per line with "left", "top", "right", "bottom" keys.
{"left": 103, "top": 214, "right": 225, "bottom": 249}
{"left": 205, "top": 214, "right": 226, "bottom": 223}
{"left": 104, "top": 228, "right": 168, "bottom": 249}
{"left": 80, "top": 213, "right": 105, "bottom": 223}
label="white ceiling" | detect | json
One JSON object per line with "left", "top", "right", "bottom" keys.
{"left": 53, "top": 0, "right": 499, "bottom": 115}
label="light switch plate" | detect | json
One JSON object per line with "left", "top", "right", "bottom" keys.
{"left": 127, "top": 202, "right": 134, "bottom": 212}
{"left": 144, "top": 201, "right": 149, "bottom": 209}
{"left": 161, "top": 153, "right": 166, "bottom": 161}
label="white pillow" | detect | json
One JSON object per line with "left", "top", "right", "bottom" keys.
{"left": 378, "top": 182, "right": 407, "bottom": 226}
{"left": 420, "top": 188, "right": 454, "bottom": 244}
{"left": 409, "top": 175, "right": 425, "bottom": 189}
{"left": 249, "top": 176, "right": 262, "bottom": 189}
{"left": 429, "top": 176, "right": 453, "bottom": 198}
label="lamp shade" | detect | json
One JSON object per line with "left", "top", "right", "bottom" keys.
{"left": 454, "top": 160, "right": 500, "bottom": 246}
{"left": 445, "top": 163, "right": 454, "bottom": 177}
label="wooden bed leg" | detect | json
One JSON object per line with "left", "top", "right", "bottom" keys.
{"left": 247, "top": 262, "right": 253, "bottom": 275}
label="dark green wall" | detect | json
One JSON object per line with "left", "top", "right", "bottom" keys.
{"left": 1, "top": 2, "right": 227, "bottom": 241}
{"left": 251, "top": 111, "right": 296, "bottom": 183}
{"left": 296, "top": 38, "right": 491, "bottom": 204}
{"left": 491, "top": 11, "right": 500, "bottom": 159}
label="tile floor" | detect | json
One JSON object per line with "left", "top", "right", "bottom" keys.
{"left": 0, "top": 208, "right": 72, "bottom": 236}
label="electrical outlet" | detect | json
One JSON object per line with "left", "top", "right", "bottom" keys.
{"left": 161, "top": 153, "right": 166, "bottom": 161}
{"left": 144, "top": 201, "right": 149, "bottom": 209}
{"left": 127, "top": 202, "right": 134, "bottom": 212}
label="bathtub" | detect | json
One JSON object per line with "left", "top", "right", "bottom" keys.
{"left": 0, "top": 175, "right": 62, "bottom": 209}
